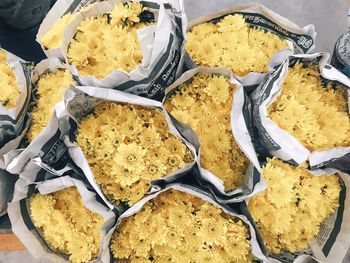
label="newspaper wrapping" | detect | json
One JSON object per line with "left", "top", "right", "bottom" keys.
{"left": 7, "top": 164, "right": 116, "bottom": 263}
{"left": 0, "top": 48, "right": 32, "bottom": 169}
{"left": 259, "top": 169, "right": 350, "bottom": 263}
{"left": 251, "top": 53, "right": 350, "bottom": 172}
{"left": 0, "top": 49, "right": 32, "bottom": 215}
{"left": 163, "top": 66, "right": 266, "bottom": 203}
{"left": 100, "top": 182, "right": 269, "bottom": 263}
{"left": 7, "top": 86, "right": 197, "bottom": 213}
{"left": 3, "top": 58, "right": 76, "bottom": 168}
{"left": 183, "top": 2, "right": 316, "bottom": 92}
{"left": 38, "top": 0, "right": 186, "bottom": 100}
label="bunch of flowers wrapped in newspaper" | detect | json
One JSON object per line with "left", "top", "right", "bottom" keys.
{"left": 110, "top": 189, "right": 254, "bottom": 262}
{"left": 185, "top": 14, "right": 289, "bottom": 76}
{"left": 67, "top": 2, "right": 154, "bottom": 79}
{"left": 164, "top": 72, "right": 250, "bottom": 192}
{"left": 75, "top": 102, "right": 194, "bottom": 205}
{"left": 248, "top": 158, "right": 341, "bottom": 254}
{"left": 27, "top": 64, "right": 74, "bottom": 142}
{"left": 29, "top": 187, "right": 104, "bottom": 263}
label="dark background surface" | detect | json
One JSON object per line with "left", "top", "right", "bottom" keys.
{"left": 0, "top": 0, "right": 55, "bottom": 63}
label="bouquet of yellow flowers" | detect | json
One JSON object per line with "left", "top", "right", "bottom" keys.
{"left": 76, "top": 102, "right": 194, "bottom": 206}
{"left": 27, "top": 58, "right": 75, "bottom": 142}
{"left": 10, "top": 85, "right": 196, "bottom": 210}
{"left": 70, "top": 87, "right": 195, "bottom": 208}
{"left": 184, "top": 3, "right": 316, "bottom": 87}
{"left": 251, "top": 53, "right": 350, "bottom": 171}
{"left": 164, "top": 67, "right": 264, "bottom": 202}
{"left": 8, "top": 174, "right": 115, "bottom": 263}
{"left": 0, "top": 48, "right": 32, "bottom": 217}
{"left": 102, "top": 185, "right": 268, "bottom": 263}
{"left": 5, "top": 58, "right": 75, "bottom": 175}
{"left": 248, "top": 158, "right": 350, "bottom": 262}
{"left": 42, "top": 0, "right": 185, "bottom": 100}
{"left": 66, "top": 1, "right": 154, "bottom": 79}
{"left": 0, "top": 48, "right": 32, "bottom": 169}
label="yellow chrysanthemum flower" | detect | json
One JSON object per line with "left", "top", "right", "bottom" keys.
{"left": 186, "top": 14, "right": 289, "bottom": 76}
{"left": 116, "top": 142, "right": 147, "bottom": 174}
{"left": 29, "top": 187, "right": 104, "bottom": 263}
{"left": 164, "top": 73, "right": 249, "bottom": 191}
{"left": 248, "top": 158, "right": 341, "bottom": 254}
{"left": 67, "top": 2, "right": 154, "bottom": 79}
{"left": 269, "top": 62, "right": 350, "bottom": 151}
{"left": 111, "top": 190, "right": 253, "bottom": 262}
{"left": 0, "top": 50, "right": 21, "bottom": 109}
{"left": 27, "top": 69, "right": 74, "bottom": 142}
{"left": 76, "top": 102, "right": 193, "bottom": 205}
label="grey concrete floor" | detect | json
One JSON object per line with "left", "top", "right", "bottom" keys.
{"left": 1, "top": 0, "right": 349, "bottom": 262}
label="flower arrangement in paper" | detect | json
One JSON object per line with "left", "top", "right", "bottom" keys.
{"left": 268, "top": 62, "right": 350, "bottom": 151}
{"left": 248, "top": 158, "right": 340, "bottom": 254}
{"left": 186, "top": 14, "right": 288, "bottom": 76}
{"left": 164, "top": 73, "right": 249, "bottom": 191}
{"left": 0, "top": 50, "right": 20, "bottom": 109}
{"left": 76, "top": 102, "right": 193, "bottom": 205}
{"left": 29, "top": 187, "right": 104, "bottom": 263}
{"left": 27, "top": 69, "right": 74, "bottom": 141}
{"left": 67, "top": 2, "right": 154, "bottom": 79}
{"left": 111, "top": 189, "right": 253, "bottom": 262}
